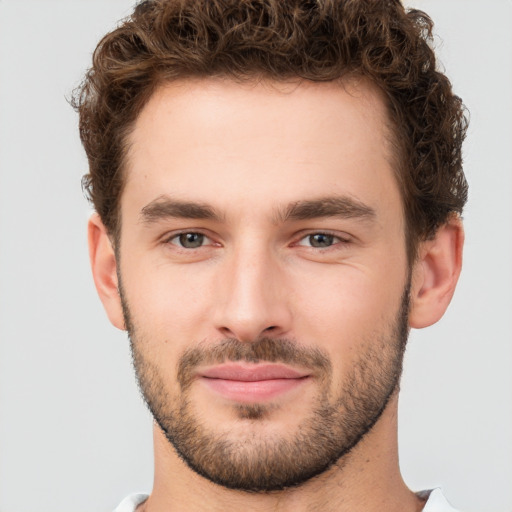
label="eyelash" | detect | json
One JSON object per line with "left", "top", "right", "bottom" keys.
{"left": 163, "top": 230, "right": 351, "bottom": 251}
{"left": 165, "top": 231, "right": 214, "bottom": 249}
{"left": 295, "top": 232, "right": 351, "bottom": 249}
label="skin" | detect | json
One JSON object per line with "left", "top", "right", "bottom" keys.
{"left": 89, "top": 78, "right": 464, "bottom": 512}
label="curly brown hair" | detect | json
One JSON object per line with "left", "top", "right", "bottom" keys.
{"left": 73, "top": 0, "right": 468, "bottom": 261}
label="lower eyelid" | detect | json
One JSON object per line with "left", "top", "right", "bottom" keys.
{"left": 163, "top": 231, "right": 351, "bottom": 249}
{"left": 296, "top": 233, "right": 350, "bottom": 247}
{"left": 165, "top": 232, "right": 208, "bottom": 246}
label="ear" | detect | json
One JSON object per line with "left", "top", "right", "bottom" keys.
{"left": 88, "top": 213, "right": 126, "bottom": 330}
{"left": 409, "top": 216, "right": 464, "bottom": 329}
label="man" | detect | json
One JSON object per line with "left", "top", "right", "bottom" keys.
{"left": 74, "top": 0, "right": 467, "bottom": 510}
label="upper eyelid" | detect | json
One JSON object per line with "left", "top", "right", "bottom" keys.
{"left": 161, "top": 231, "right": 216, "bottom": 250}
{"left": 297, "top": 235, "right": 349, "bottom": 245}
{"left": 162, "top": 228, "right": 212, "bottom": 240}
{"left": 294, "top": 230, "right": 352, "bottom": 242}
{"left": 159, "top": 229, "right": 353, "bottom": 246}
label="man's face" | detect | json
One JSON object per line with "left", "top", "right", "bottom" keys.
{"left": 117, "top": 78, "right": 410, "bottom": 491}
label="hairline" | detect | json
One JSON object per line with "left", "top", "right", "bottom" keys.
{"left": 109, "top": 74, "right": 420, "bottom": 265}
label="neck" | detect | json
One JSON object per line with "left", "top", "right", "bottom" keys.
{"left": 139, "top": 395, "right": 425, "bottom": 512}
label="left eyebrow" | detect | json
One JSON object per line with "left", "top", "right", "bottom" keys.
{"left": 139, "top": 195, "right": 223, "bottom": 224}
{"left": 275, "top": 196, "right": 377, "bottom": 223}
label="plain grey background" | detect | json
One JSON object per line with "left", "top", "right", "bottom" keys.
{"left": 0, "top": 1, "right": 511, "bottom": 511}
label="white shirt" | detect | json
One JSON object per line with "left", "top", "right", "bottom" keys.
{"left": 113, "top": 488, "right": 459, "bottom": 511}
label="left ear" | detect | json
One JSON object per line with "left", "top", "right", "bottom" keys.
{"left": 409, "top": 216, "right": 464, "bottom": 329}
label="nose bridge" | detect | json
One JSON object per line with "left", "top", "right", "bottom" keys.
{"left": 214, "top": 236, "right": 290, "bottom": 341}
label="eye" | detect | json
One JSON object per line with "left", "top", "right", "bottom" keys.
{"left": 297, "top": 233, "right": 346, "bottom": 248}
{"left": 168, "top": 232, "right": 211, "bottom": 249}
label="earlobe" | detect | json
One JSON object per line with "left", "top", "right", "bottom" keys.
{"left": 88, "top": 213, "right": 126, "bottom": 330}
{"left": 409, "top": 216, "right": 464, "bottom": 329}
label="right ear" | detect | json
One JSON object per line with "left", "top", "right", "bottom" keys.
{"left": 88, "top": 213, "right": 126, "bottom": 330}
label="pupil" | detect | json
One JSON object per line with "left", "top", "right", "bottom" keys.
{"left": 180, "top": 233, "right": 203, "bottom": 248}
{"left": 310, "top": 234, "right": 333, "bottom": 247}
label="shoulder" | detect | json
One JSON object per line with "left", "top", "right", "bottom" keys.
{"left": 112, "top": 493, "right": 149, "bottom": 512}
{"left": 420, "top": 488, "right": 460, "bottom": 512}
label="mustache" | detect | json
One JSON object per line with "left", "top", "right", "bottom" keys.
{"left": 177, "top": 337, "right": 332, "bottom": 391}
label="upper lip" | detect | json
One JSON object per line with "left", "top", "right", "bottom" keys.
{"left": 199, "top": 363, "right": 310, "bottom": 381}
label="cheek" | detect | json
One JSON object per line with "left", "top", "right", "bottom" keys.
{"left": 122, "top": 258, "right": 217, "bottom": 339}
{"left": 295, "top": 278, "right": 404, "bottom": 394}
{"left": 291, "top": 264, "right": 406, "bottom": 353}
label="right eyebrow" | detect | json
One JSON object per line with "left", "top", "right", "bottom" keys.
{"left": 139, "top": 195, "right": 222, "bottom": 224}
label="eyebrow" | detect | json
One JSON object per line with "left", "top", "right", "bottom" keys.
{"left": 276, "top": 196, "right": 376, "bottom": 223}
{"left": 140, "top": 196, "right": 222, "bottom": 223}
{"left": 139, "top": 194, "right": 376, "bottom": 225}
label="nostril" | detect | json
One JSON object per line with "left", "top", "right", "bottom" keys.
{"left": 264, "top": 326, "right": 277, "bottom": 332}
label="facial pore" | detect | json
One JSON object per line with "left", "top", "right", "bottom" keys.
{"left": 120, "top": 279, "right": 410, "bottom": 492}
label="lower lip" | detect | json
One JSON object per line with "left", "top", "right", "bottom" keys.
{"left": 200, "top": 377, "right": 309, "bottom": 403}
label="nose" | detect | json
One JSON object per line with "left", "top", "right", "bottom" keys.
{"left": 213, "top": 242, "right": 292, "bottom": 342}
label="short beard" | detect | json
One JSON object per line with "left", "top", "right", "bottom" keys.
{"left": 121, "top": 281, "right": 410, "bottom": 493}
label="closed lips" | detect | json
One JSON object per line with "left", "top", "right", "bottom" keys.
{"left": 199, "top": 363, "right": 310, "bottom": 381}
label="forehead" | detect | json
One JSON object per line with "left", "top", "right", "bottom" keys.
{"left": 123, "top": 77, "right": 400, "bottom": 223}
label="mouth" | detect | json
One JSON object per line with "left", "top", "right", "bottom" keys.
{"left": 198, "top": 363, "right": 311, "bottom": 403}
